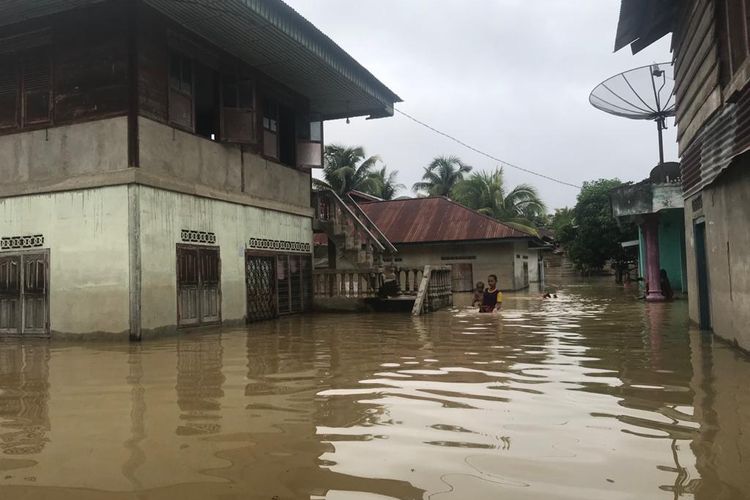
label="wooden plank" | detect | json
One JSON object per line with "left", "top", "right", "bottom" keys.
{"left": 674, "top": 2, "right": 715, "bottom": 92}
{"left": 675, "top": 31, "right": 718, "bottom": 117}
{"left": 411, "top": 265, "right": 431, "bottom": 316}
{"left": 678, "top": 86, "right": 723, "bottom": 154}
{"left": 676, "top": 55, "right": 719, "bottom": 126}
{"left": 674, "top": 0, "right": 712, "bottom": 74}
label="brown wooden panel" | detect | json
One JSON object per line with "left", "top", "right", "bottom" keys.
{"left": 0, "top": 255, "right": 21, "bottom": 334}
{"left": 0, "top": 57, "right": 18, "bottom": 129}
{"left": 263, "top": 129, "right": 278, "bottom": 159}
{"left": 52, "top": 3, "right": 129, "bottom": 125}
{"left": 177, "top": 245, "right": 220, "bottom": 326}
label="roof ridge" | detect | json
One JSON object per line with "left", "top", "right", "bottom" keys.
{"left": 438, "top": 197, "right": 535, "bottom": 238}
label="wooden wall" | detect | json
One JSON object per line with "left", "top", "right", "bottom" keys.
{"left": 673, "top": 0, "right": 722, "bottom": 155}
{"left": 0, "top": 1, "right": 129, "bottom": 136}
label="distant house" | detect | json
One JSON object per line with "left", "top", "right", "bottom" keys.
{"left": 0, "top": 0, "right": 399, "bottom": 338}
{"left": 357, "top": 197, "right": 547, "bottom": 292}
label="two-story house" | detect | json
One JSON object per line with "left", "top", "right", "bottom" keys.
{"left": 615, "top": 0, "right": 750, "bottom": 350}
{"left": 0, "top": 0, "right": 400, "bottom": 339}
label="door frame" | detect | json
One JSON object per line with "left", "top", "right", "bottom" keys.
{"left": 245, "top": 250, "right": 279, "bottom": 323}
{"left": 175, "top": 244, "right": 222, "bottom": 328}
{"left": 0, "top": 249, "right": 50, "bottom": 337}
{"left": 693, "top": 220, "right": 711, "bottom": 330}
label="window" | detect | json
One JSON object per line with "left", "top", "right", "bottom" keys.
{"left": 22, "top": 52, "right": 52, "bottom": 125}
{"left": 221, "top": 72, "right": 256, "bottom": 144}
{"left": 263, "top": 98, "right": 279, "bottom": 159}
{"left": 718, "top": 0, "right": 750, "bottom": 86}
{"left": 0, "top": 58, "right": 18, "bottom": 129}
{"left": 169, "top": 52, "right": 193, "bottom": 130}
{"left": 296, "top": 114, "right": 323, "bottom": 168}
{"left": 0, "top": 49, "right": 51, "bottom": 130}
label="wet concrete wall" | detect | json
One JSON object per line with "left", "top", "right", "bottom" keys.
{"left": 685, "top": 162, "right": 750, "bottom": 350}
{"left": 392, "top": 241, "right": 532, "bottom": 291}
{"left": 0, "top": 186, "right": 131, "bottom": 334}
{"left": 138, "top": 117, "right": 311, "bottom": 212}
{"left": 137, "top": 185, "right": 312, "bottom": 332}
{"left": 0, "top": 117, "right": 128, "bottom": 195}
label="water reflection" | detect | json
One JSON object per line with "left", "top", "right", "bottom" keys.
{"left": 0, "top": 344, "right": 49, "bottom": 461}
{"left": 0, "top": 283, "right": 748, "bottom": 498}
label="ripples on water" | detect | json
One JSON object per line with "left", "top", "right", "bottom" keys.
{"left": 0, "top": 282, "right": 749, "bottom": 499}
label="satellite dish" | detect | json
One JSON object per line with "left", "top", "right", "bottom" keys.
{"left": 589, "top": 62, "right": 675, "bottom": 165}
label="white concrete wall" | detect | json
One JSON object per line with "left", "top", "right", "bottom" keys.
{"left": 685, "top": 163, "right": 750, "bottom": 350}
{"left": 0, "top": 116, "right": 128, "bottom": 192}
{"left": 0, "top": 186, "right": 131, "bottom": 335}
{"left": 138, "top": 117, "right": 311, "bottom": 210}
{"left": 137, "top": 186, "right": 312, "bottom": 331}
{"left": 392, "top": 241, "right": 529, "bottom": 291}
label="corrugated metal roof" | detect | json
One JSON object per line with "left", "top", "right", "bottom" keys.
{"left": 358, "top": 197, "right": 535, "bottom": 245}
{"left": 0, "top": 0, "right": 401, "bottom": 119}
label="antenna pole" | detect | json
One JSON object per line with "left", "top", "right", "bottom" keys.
{"left": 656, "top": 117, "right": 665, "bottom": 165}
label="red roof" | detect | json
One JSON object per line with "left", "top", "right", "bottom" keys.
{"left": 358, "top": 197, "right": 534, "bottom": 244}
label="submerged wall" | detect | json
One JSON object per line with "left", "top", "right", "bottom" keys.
{"left": 684, "top": 161, "right": 750, "bottom": 351}
{"left": 392, "top": 241, "right": 532, "bottom": 291}
{"left": 137, "top": 185, "right": 312, "bottom": 333}
{"left": 0, "top": 186, "right": 131, "bottom": 335}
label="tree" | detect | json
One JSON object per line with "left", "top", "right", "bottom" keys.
{"left": 550, "top": 207, "right": 574, "bottom": 236}
{"left": 412, "top": 155, "right": 472, "bottom": 196}
{"left": 369, "top": 166, "right": 405, "bottom": 200}
{"left": 451, "top": 168, "right": 546, "bottom": 228}
{"left": 313, "top": 144, "right": 380, "bottom": 196}
{"left": 556, "top": 179, "right": 636, "bottom": 273}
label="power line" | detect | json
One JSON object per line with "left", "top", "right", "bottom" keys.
{"left": 394, "top": 108, "right": 582, "bottom": 189}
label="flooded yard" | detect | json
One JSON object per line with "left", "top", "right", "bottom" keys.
{"left": 1, "top": 282, "right": 749, "bottom": 499}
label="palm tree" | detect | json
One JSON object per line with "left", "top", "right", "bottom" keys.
{"left": 412, "top": 155, "right": 472, "bottom": 196}
{"left": 452, "top": 168, "right": 546, "bottom": 229}
{"left": 313, "top": 144, "right": 380, "bottom": 196}
{"left": 369, "top": 167, "right": 405, "bottom": 200}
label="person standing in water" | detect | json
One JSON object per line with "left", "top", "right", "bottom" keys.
{"left": 480, "top": 274, "right": 502, "bottom": 313}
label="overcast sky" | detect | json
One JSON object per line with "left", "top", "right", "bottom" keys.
{"left": 285, "top": 0, "right": 677, "bottom": 210}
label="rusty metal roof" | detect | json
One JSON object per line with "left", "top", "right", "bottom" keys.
{"left": 358, "top": 197, "right": 535, "bottom": 245}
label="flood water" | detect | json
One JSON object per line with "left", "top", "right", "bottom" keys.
{"left": 1, "top": 283, "right": 749, "bottom": 499}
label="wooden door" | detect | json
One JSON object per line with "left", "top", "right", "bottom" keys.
{"left": 199, "top": 247, "right": 221, "bottom": 324}
{"left": 177, "top": 245, "right": 221, "bottom": 327}
{"left": 0, "top": 255, "right": 21, "bottom": 334}
{"left": 0, "top": 252, "right": 49, "bottom": 336}
{"left": 245, "top": 254, "right": 277, "bottom": 322}
{"left": 22, "top": 253, "right": 48, "bottom": 334}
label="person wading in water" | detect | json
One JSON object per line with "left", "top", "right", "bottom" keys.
{"left": 480, "top": 274, "right": 502, "bottom": 313}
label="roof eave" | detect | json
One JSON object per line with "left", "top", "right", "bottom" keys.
{"left": 614, "top": 0, "right": 679, "bottom": 54}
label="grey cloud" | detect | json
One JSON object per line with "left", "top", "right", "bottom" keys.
{"left": 286, "top": 0, "right": 677, "bottom": 209}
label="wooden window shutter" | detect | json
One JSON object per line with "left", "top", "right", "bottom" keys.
{"left": 0, "top": 57, "right": 18, "bottom": 129}
{"left": 262, "top": 98, "right": 279, "bottom": 159}
{"left": 727, "top": 0, "right": 749, "bottom": 73}
{"left": 221, "top": 74, "right": 257, "bottom": 144}
{"left": 21, "top": 51, "right": 52, "bottom": 126}
{"left": 296, "top": 115, "right": 323, "bottom": 169}
{"left": 169, "top": 52, "right": 194, "bottom": 131}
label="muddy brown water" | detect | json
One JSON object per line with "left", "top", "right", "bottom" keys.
{"left": 1, "top": 283, "right": 749, "bottom": 499}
